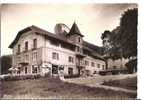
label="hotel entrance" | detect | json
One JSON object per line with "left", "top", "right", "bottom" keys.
{"left": 52, "top": 64, "right": 58, "bottom": 75}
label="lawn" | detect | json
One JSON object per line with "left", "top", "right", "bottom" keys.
{"left": 0, "top": 77, "right": 137, "bottom": 99}
{"left": 102, "top": 76, "right": 137, "bottom": 90}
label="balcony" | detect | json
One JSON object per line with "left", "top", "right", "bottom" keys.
{"left": 14, "top": 47, "right": 43, "bottom": 65}
{"left": 75, "top": 52, "right": 86, "bottom": 58}
{"left": 76, "top": 65, "right": 85, "bottom": 69}
{"left": 76, "top": 61, "right": 85, "bottom": 67}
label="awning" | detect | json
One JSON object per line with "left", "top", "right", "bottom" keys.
{"left": 8, "top": 67, "right": 19, "bottom": 71}
{"left": 34, "top": 65, "right": 38, "bottom": 68}
{"left": 42, "top": 63, "right": 52, "bottom": 68}
{"left": 8, "top": 67, "right": 14, "bottom": 71}
{"left": 19, "top": 62, "right": 29, "bottom": 66}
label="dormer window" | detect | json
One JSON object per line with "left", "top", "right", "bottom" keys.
{"left": 78, "top": 37, "right": 81, "bottom": 43}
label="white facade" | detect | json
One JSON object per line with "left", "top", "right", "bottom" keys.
{"left": 107, "top": 57, "right": 129, "bottom": 69}
{"left": 9, "top": 24, "right": 106, "bottom": 77}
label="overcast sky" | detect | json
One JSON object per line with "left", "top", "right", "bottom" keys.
{"left": 1, "top": 3, "right": 137, "bottom": 56}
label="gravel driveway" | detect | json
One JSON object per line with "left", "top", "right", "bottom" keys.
{"left": 64, "top": 74, "right": 136, "bottom": 85}
{"left": 64, "top": 73, "right": 137, "bottom": 94}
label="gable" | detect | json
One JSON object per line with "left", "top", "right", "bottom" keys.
{"left": 9, "top": 27, "right": 32, "bottom": 48}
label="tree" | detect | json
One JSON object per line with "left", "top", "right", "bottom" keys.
{"left": 102, "top": 8, "right": 137, "bottom": 59}
{"left": 101, "top": 8, "right": 137, "bottom": 73}
{"left": 125, "top": 59, "right": 137, "bottom": 73}
{"left": 0, "top": 55, "right": 12, "bottom": 74}
{"left": 115, "top": 8, "right": 137, "bottom": 58}
{"left": 101, "top": 30, "right": 112, "bottom": 56}
{"left": 101, "top": 30, "right": 121, "bottom": 60}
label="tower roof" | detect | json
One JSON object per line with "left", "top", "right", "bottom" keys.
{"left": 67, "top": 22, "right": 84, "bottom": 37}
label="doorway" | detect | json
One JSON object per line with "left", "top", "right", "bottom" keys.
{"left": 52, "top": 64, "right": 58, "bottom": 74}
{"left": 68, "top": 68, "right": 73, "bottom": 76}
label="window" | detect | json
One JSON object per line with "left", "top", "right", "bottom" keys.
{"left": 113, "top": 66, "right": 117, "bottom": 69}
{"left": 91, "top": 62, "right": 95, "bottom": 67}
{"left": 25, "top": 67, "right": 27, "bottom": 74}
{"left": 97, "top": 64, "right": 100, "bottom": 68}
{"left": 52, "top": 65, "right": 58, "bottom": 74}
{"left": 25, "top": 41, "right": 28, "bottom": 51}
{"left": 76, "top": 46, "right": 80, "bottom": 52}
{"left": 52, "top": 52, "right": 59, "bottom": 60}
{"left": 25, "top": 54, "right": 29, "bottom": 62}
{"left": 33, "top": 39, "right": 37, "bottom": 49}
{"left": 85, "top": 60, "right": 89, "bottom": 66}
{"left": 102, "top": 65, "right": 105, "bottom": 70}
{"left": 32, "top": 65, "right": 38, "bottom": 73}
{"left": 17, "top": 67, "right": 21, "bottom": 74}
{"left": 18, "top": 44, "right": 20, "bottom": 53}
{"left": 17, "top": 56, "right": 21, "bottom": 63}
{"left": 76, "top": 46, "right": 82, "bottom": 53}
{"left": 68, "top": 56, "right": 74, "bottom": 63}
{"left": 78, "top": 37, "right": 81, "bottom": 42}
{"left": 32, "top": 52, "right": 37, "bottom": 61}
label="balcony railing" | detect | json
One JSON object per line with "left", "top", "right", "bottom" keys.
{"left": 14, "top": 47, "right": 43, "bottom": 65}
{"left": 76, "top": 61, "right": 85, "bottom": 67}
{"left": 75, "top": 52, "right": 86, "bottom": 58}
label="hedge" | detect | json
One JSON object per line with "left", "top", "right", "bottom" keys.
{"left": 0, "top": 74, "right": 42, "bottom": 81}
{"left": 125, "top": 59, "right": 137, "bottom": 74}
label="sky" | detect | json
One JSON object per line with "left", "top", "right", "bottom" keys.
{"left": 1, "top": 3, "right": 137, "bottom": 56}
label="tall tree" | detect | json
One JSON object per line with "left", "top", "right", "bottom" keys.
{"left": 0, "top": 55, "right": 12, "bottom": 74}
{"left": 101, "top": 30, "right": 121, "bottom": 59}
{"left": 102, "top": 8, "right": 138, "bottom": 59}
{"left": 101, "top": 30, "right": 112, "bottom": 56}
{"left": 116, "top": 8, "right": 137, "bottom": 58}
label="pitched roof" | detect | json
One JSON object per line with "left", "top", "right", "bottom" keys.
{"left": 83, "top": 41, "right": 104, "bottom": 55}
{"left": 9, "top": 25, "right": 76, "bottom": 48}
{"left": 67, "top": 22, "right": 84, "bottom": 37}
{"left": 9, "top": 25, "right": 104, "bottom": 60}
{"left": 83, "top": 41, "right": 104, "bottom": 60}
{"left": 9, "top": 27, "right": 32, "bottom": 48}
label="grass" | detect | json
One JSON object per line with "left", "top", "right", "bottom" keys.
{"left": 0, "top": 77, "right": 137, "bottom": 99}
{"left": 102, "top": 76, "right": 137, "bottom": 90}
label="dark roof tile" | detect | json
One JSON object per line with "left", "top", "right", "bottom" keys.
{"left": 67, "top": 22, "right": 84, "bottom": 37}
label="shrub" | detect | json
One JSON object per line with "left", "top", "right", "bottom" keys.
{"left": 64, "top": 74, "right": 79, "bottom": 78}
{"left": 99, "top": 71, "right": 106, "bottom": 75}
{"left": 0, "top": 74, "right": 42, "bottom": 81}
{"left": 125, "top": 59, "right": 137, "bottom": 74}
